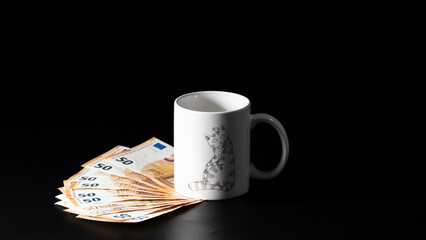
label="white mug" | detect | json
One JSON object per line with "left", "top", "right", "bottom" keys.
{"left": 174, "top": 91, "right": 289, "bottom": 200}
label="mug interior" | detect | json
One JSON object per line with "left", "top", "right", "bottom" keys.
{"left": 176, "top": 91, "right": 250, "bottom": 113}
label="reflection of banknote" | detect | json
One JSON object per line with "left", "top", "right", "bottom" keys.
{"left": 55, "top": 137, "right": 202, "bottom": 223}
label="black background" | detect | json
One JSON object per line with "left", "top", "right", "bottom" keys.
{"left": 1, "top": 1, "right": 425, "bottom": 239}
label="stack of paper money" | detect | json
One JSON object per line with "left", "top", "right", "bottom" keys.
{"left": 55, "top": 137, "right": 202, "bottom": 223}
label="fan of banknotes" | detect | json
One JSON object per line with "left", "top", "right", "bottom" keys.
{"left": 55, "top": 137, "right": 203, "bottom": 223}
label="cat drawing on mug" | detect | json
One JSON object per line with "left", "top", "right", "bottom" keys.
{"left": 188, "top": 125, "right": 236, "bottom": 191}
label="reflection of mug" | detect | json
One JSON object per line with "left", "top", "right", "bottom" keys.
{"left": 174, "top": 91, "right": 289, "bottom": 200}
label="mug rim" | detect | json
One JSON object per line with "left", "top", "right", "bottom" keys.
{"left": 175, "top": 91, "right": 251, "bottom": 114}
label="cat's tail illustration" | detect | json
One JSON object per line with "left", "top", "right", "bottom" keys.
{"left": 188, "top": 181, "right": 233, "bottom": 191}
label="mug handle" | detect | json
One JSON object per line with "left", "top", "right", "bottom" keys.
{"left": 250, "top": 113, "right": 290, "bottom": 179}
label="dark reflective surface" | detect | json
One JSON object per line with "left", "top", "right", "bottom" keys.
{"left": 3, "top": 174, "right": 422, "bottom": 240}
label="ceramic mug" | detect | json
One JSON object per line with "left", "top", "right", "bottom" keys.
{"left": 174, "top": 91, "right": 289, "bottom": 200}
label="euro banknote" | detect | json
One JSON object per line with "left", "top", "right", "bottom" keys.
{"left": 55, "top": 137, "right": 202, "bottom": 223}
